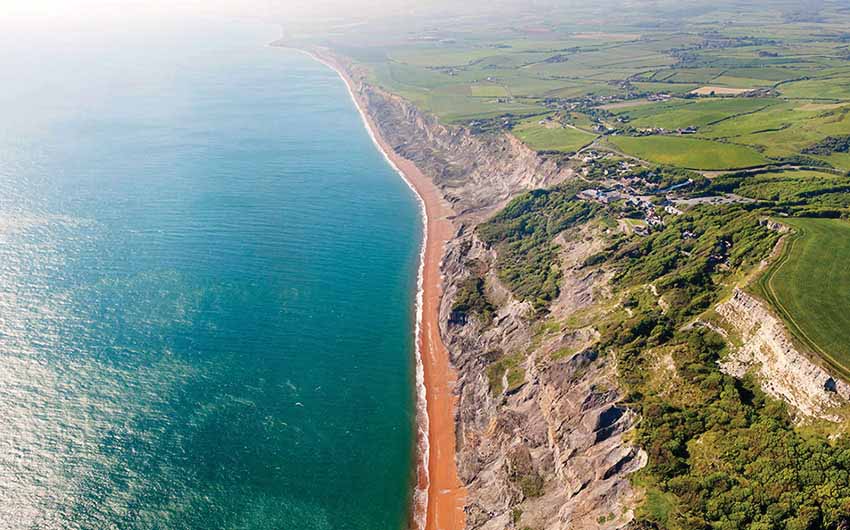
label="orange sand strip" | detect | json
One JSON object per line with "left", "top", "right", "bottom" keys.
{"left": 310, "top": 50, "right": 467, "bottom": 530}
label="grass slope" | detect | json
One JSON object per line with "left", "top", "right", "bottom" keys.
{"left": 609, "top": 135, "right": 768, "bottom": 170}
{"left": 614, "top": 97, "right": 775, "bottom": 130}
{"left": 757, "top": 218, "right": 850, "bottom": 376}
{"left": 512, "top": 119, "right": 597, "bottom": 152}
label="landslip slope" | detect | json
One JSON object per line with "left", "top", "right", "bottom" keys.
{"left": 344, "top": 55, "right": 647, "bottom": 529}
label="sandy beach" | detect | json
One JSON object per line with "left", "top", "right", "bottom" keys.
{"left": 306, "top": 50, "right": 467, "bottom": 530}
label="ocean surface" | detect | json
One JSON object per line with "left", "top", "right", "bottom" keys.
{"left": 0, "top": 18, "right": 421, "bottom": 530}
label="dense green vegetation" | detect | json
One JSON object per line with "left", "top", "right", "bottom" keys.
{"left": 624, "top": 325, "right": 850, "bottom": 530}
{"left": 590, "top": 209, "right": 850, "bottom": 529}
{"left": 804, "top": 135, "right": 850, "bottom": 156}
{"left": 705, "top": 170, "right": 850, "bottom": 213}
{"left": 478, "top": 176, "right": 850, "bottom": 528}
{"left": 486, "top": 352, "right": 525, "bottom": 395}
{"left": 756, "top": 218, "right": 850, "bottom": 377}
{"left": 477, "top": 183, "right": 600, "bottom": 309}
{"left": 575, "top": 204, "right": 850, "bottom": 529}
{"left": 451, "top": 276, "right": 495, "bottom": 325}
{"left": 606, "top": 207, "right": 779, "bottom": 320}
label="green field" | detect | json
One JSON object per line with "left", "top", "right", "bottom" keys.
{"left": 609, "top": 135, "right": 768, "bottom": 170}
{"left": 470, "top": 83, "right": 509, "bottom": 97}
{"left": 651, "top": 67, "right": 724, "bottom": 83}
{"left": 632, "top": 82, "right": 699, "bottom": 95}
{"left": 780, "top": 76, "right": 850, "bottom": 101}
{"left": 697, "top": 101, "right": 850, "bottom": 158}
{"left": 512, "top": 118, "right": 597, "bottom": 152}
{"left": 699, "top": 101, "right": 835, "bottom": 138}
{"left": 614, "top": 97, "right": 776, "bottom": 130}
{"left": 817, "top": 152, "right": 850, "bottom": 172}
{"left": 757, "top": 218, "right": 850, "bottom": 376}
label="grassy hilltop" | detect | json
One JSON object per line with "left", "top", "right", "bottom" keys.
{"left": 757, "top": 217, "right": 850, "bottom": 378}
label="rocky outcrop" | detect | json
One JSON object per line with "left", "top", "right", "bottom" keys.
{"left": 760, "top": 218, "right": 790, "bottom": 234}
{"left": 716, "top": 288, "right": 850, "bottom": 421}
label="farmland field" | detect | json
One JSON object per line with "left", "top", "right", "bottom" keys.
{"left": 816, "top": 152, "right": 850, "bottom": 172}
{"left": 341, "top": 10, "right": 850, "bottom": 163}
{"left": 512, "top": 118, "right": 597, "bottom": 152}
{"left": 633, "top": 82, "right": 699, "bottom": 94}
{"left": 780, "top": 76, "right": 850, "bottom": 101}
{"left": 470, "top": 84, "right": 510, "bottom": 97}
{"left": 698, "top": 101, "right": 828, "bottom": 138}
{"left": 690, "top": 86, "right": 751, "bottom": 95}
{"left": 613, "top": 97, "right": 776, "bottom": 130}
{"left": 757, "top": 218, "right": 850, "bottom": 376}
{"left": 609, "top": 135, "right": 768, "bottom": 169}
{"left": 728, "top": 108, "right": 850, "bottom": 158}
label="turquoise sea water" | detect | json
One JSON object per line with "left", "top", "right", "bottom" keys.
{"left": 0, "top": 18, "right": 420, "bottom": 530}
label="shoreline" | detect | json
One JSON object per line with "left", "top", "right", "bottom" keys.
{"left": 300, "top": 48, "right": 467, "bottom": 530}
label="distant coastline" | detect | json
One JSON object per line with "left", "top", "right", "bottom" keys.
{"left": 285, "top": 45, "right": 467, "bottom": 530}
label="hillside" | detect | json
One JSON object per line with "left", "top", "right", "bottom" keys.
{"left": 285, "top": 1, "right": 850, "bottom": 528}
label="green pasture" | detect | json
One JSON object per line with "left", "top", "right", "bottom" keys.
{"left": 815, "top": 152, "right": 850, "bottom": 172}
{"left": 697, "top": 101, "right": 850, "bottom": 158}
{"left": 609, "top": 135, "right": 769, "bottom": 169}
{"left": 756, "top": 218, "right": 850, "bottom": 377}
{"left": 780, "top": 76, "right": 850, "bottom": 100}
{"left": 421, "top": 95, "right": 546, "bottom": 123}
{"left": 387, "top": 47, "right": 506, "bottom": 67}
{"left": 512, "top": 118, "right": 597, "bottom": 152}
{"left": 470, "top": 83, "right": 510, "bottom": 97}
{"left": 614, "top": 97, "right": 777, "bottom": 130}
{"left": 699, "top": 101, "right": 827, "bottom": 138}
{"left": 729, "top": 107, "right": 850, "bottom": 158}
{"left": 651, "top": 68, "right": 724, "bottom": 83}
{"left": 709, "top": 75, "right": 773, "bottom": 88}
{"left": 633, "top": 82, "right": 699, "bottom": 95}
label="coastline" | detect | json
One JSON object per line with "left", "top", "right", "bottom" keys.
{"left": 300, "top": 49, "right": 467, "bottom": 530}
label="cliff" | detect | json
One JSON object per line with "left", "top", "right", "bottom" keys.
{"left": 716, "top": 288, "right": 850, "bottom": 422}
{"left": 353, "top": 67, "right": 646, "bottom": 529}
{"left": 358, "top": 86, "right": 569, "bottom": 223}
{"left": 439, "top": 229, "right": 645, "bottom": 530}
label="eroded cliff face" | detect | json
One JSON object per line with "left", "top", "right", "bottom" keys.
{"left": 360, "top": 85, "right": 570, "bottom": 222}
{"left": 716, "top": 288, "right": 850, "bottom": 422}
{"left": 353, "top": 74, "right": 645, "bottom": 528}
{"left": 437, "top": 226, "right": 644, "bottom": 530}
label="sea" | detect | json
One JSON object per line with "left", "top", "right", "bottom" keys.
{"left": 0, "top": 16, "right": 421, "bottom": 530}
